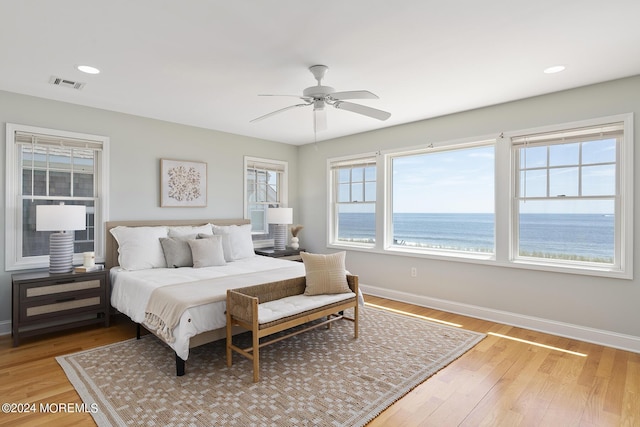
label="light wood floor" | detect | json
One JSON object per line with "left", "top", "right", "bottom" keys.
{"left": 1, "top": 295, "right": 638, "bottom": 426}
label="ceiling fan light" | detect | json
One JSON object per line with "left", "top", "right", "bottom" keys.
{"left": 313, "top": 100, "right": 325, "bottom": 110}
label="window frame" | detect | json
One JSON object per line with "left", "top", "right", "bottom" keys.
{"left": 326, "top": 113, "right": 633, "bottom": 279}
{"left": 327, "top": 154, "right": 379, "bottom": 249}
{"left": 243, "top": 156, "right": 288, "bottom": 248}
{"left": 5, "top": 123, "right": 110, "bottom": 271}
{"left": 385, "top": 140, "right": 496, "bottom": 258}
{"left": 504, "top": 114, "right": 633, "bottom": 278}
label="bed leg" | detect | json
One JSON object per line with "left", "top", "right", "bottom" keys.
{"left": 176, "top": 354, "right": 185, "bottom": 376}
{"left": 136, "top": 323, "right": 141, "bottom": 340}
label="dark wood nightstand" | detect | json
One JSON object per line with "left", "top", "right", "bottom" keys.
{"left": 11, "top": 268, "right": 110, "bottom": 347}
{"left": 255, "top": 248, "right": 305, "bottom": 261}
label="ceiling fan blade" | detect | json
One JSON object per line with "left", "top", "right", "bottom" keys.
{"left": 330, "top": 90, "right": 379, "bottom": 100}
{"left": 334, "top": 101, "right": 391, "bottom": 121}
{"left": 250, "top": 103, "right": 310, "bottom": 123}
{"left": 258, "top": 94, "right": 312, "bottom": 101}
{"left": 314, "top": 108, "right": 327, "bottom": 133}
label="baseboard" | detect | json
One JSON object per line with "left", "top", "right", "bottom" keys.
{"left": 3, "top": 286, "right": 638, "bottom": 354}
{"left": 360, "top": 283, "right": 640, "bottom": 354}
{"left": 0, "top": 320, "right": 11, "bottom": 336}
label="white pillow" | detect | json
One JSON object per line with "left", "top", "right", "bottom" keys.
{"left": 168, "top": 224, "right": 213, "bottom": 237}
{"left": 110, "top": 226, "right": 168, "bottom": 270}
{"left": 211, "top": 223, "right": 255, "bottom": 261}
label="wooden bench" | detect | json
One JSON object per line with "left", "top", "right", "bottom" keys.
{"left": 226, "top": 275, "right": 359, "bottom": 382}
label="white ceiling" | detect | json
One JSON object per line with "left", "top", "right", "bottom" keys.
{"left": 2, "top": 1, "right": 640, "bottom": 145}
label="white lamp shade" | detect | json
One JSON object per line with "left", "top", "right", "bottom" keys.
{"left": 36, "top": 204, "right": 86, "bottom": 231}
{"left": 266, "top": 207, "right": 293, "bottom": 225}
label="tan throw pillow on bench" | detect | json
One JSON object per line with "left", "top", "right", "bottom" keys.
{"left": 301, "top": 251, "right": 350, "bottom": 295}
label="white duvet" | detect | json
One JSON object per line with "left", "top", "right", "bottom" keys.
{"left": 110, "top": 256, "right": 306, "bottom": 360}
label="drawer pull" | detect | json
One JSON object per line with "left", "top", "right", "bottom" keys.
{"left": 56, "top": 297, "right": 77, "bottom": 303}
{"left": 55, "top": 280, "right": 76, "bottom": 285}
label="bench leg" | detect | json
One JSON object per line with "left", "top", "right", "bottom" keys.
{"left": 226, "top": 313, "right": 233, "bottom": 367}
{"left": 354, "top": 304, "right": 359, "bottom": 339}
{"left": 252, "top": 329, "right": 260, "bottom": 383}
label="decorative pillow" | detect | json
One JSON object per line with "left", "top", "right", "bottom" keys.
{"left": 159, "top": 235, "right": 197, "bottom": 268}
{"left": 110, "top": 226, "right": 168, "bottom": 270}
{"left": 168, "top": 224, "right": 213, "bottom": 237}
{"left": 198, "top": 232, "right": 232, "bottom": 261}
{"left": 301, "top": 251, "right": 350, "bottom": 295}
{"left": 187, "top": 236, "right": 226, "bottom": 268}
{"left": 211, "top": 223, "right": 255, "bottom": 261}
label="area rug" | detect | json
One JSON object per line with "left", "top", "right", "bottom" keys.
{"left": 57, "top": 306, "right": 484, "bottom": 426}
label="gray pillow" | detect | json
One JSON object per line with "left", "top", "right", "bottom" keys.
{"left": 198, "top": 233, "right": 233, "bottom": 262}
{"left": 159, "top": 235, "right": 196, "bottom": 268}
{"left": 188, "top": 236, "right": 226, "bottom": 268}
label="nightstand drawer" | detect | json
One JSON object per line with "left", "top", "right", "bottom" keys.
{"left": 25, "top": 296, "right": 103, "bottom": 318}
{"left": 23, "top": 279, "right": 102, "bottom": 299}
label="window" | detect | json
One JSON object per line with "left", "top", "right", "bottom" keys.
{"left": 390, "top": 143, "right": 495, "bottom": 254}
{"left": 512, "top": 121, "right": 626, "bottom": 269}
{"left": 5, "top": 124, "right": 109, "bottom": 270}
{"left": 244, "top": 156, "right": 288, "bottom": 247}
{"left": 327, "top": 113, "right": 633, "bottom": 278}
{"left": 328, "top": 156, "right": 377, "bottom": 247}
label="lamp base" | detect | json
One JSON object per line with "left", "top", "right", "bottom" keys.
{"left": 273, "top": 224, "right": 287, "bottom": 251}
{"left": 49, "top": 232, "right": 74, "bottom": 273}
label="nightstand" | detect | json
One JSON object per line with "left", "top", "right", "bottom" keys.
{"left": 255, "top": 248, "right": 305, "bottom": 261}
{"left": 11, "top": 268, "right": 110, "bottom": 347}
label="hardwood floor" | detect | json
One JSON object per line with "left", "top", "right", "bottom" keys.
{"left": 1, "top": 295, "right": 638, "bottom": 426}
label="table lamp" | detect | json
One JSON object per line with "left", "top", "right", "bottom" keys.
{"left": 36, "top": 203, "right": 86, "bottom": 273}
{"left": 266, "top": 207, "right": 293, "bottom": 251}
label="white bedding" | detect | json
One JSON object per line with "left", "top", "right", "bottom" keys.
{"left": 110, "top": 256, "right": 306, "bottom": 360}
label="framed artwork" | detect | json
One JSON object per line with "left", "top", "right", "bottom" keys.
{"left": 160, "top": 159, "right": 207, "bottom": 207}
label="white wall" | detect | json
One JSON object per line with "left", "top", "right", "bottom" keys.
{"left": 298, "top": 75, "right": 640, "bottom": 352}
{"left": 0, "top": 90, "right": 299, "bottom": 328}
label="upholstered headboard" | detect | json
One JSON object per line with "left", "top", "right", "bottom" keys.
{"left": 104, "top": 218, "right": 250, "bottom": 269}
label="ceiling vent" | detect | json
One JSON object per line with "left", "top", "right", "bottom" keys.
{"left": 49, "top": 76, "right": 85, "bottom": 90}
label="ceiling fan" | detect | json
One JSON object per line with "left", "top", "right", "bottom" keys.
{"left": 250, "top": 65, "right": 391, "bottom": 133}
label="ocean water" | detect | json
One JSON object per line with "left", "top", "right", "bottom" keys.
{"left": 337, "top": 212, "right": 614, "bottom": 262}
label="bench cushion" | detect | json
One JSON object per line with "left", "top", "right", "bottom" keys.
{"left": 258, "top": 292, "right": 355, "bottom": 325}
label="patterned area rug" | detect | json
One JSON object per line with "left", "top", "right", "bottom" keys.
{"left": 57, "top": 306, "right": 484, "bottom": 426}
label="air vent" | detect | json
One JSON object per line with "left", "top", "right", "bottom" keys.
{"left": 49, "top": 76, "right": 85, "bottom": 90}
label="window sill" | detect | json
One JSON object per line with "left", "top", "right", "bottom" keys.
{"left": 327, "top": 242, "right": 632, "bottom": 280}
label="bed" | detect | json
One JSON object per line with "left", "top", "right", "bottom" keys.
{"left": 105, "top": 219, "right": 308, "bottom": 376}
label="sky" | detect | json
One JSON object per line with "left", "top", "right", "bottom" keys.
{"left": 392, "top": 145, "right": 495, "bottom": 213}
{"left": 391, "top": 139, "right": 616, "bottom": 214}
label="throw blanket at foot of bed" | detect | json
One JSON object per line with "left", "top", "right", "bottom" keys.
{"left": 226, "top": 275, "right": 359, "bottom": 382}
{"left": 144, "top": 265, "right": 305, "bottom": 344}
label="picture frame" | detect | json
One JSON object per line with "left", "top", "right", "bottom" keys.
{"left": 160, "top": 159, "right": 207, "bottom": 207}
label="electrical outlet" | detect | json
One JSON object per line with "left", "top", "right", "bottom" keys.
{"left": 411, "top": 267, "right": 417, "bottom": 277}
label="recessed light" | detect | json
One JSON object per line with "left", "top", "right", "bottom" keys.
{"left": 77, "top": 65, "right": 100, "bottom": 74}
{"left": 543, "top": 65, "right": 565, "bottom": 74}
